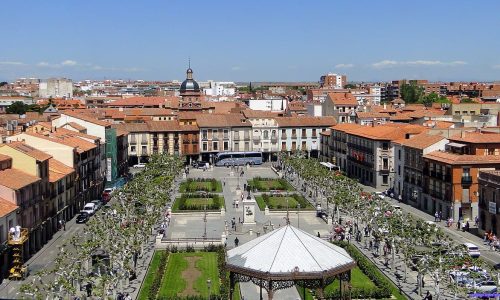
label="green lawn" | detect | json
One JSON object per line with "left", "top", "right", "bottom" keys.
{"left": 297, "top": 267, "right": 375, "bottom": 299}
{"left": 172, "top": 194, "right": 222, "bottom": 211}
{"left": 248, "top": 178, "right": 294, "bottom": 191}
{"left": 158, "top": 252, "right": 220, "bottom": 298}
{"left": 137, "top": 251, "right": 162, "bottom": 299}
{"left": 255, "top": 195, "right": 313, "bottom": 210}
{"left": 184, "top": 198, "right": 215, "bottom": 207}
{"left": 179, "top": 180, "right": 222, "bottom": 193}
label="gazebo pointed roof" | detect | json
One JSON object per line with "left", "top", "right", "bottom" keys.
{"left": 227, "top": 225, "right": 355, "bottom": 279}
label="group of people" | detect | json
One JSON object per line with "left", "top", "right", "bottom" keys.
{"left": 483, "top": 231, "right": 500, "bottom": 251}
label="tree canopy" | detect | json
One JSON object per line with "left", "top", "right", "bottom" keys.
{"left": 6, "top": 101, "right": 47, "bottom": 114}
{"left": 400, "top": 82, "right": 424, "bottom": 103}
{"left": 344, "top": 83, "right": 357, "bottom": 89}
{"left": 418, "top": 92, "right": 450, "bottom": 107}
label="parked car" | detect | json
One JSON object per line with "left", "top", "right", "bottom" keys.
{"left": 91, "top": 200, "right": 103, "bottom": 211}
{"left": 374, "top": 192, "right": 385, "bottom": 199}
{"left": 82, "top": 203, "right": 97, "bottom": 216}
{"left": 463, "top": 242, "right": 480, "bottom": 258}
{"left": 102, "top": 188, "right": 114, "bottom": 202}
{"left": 76, "top": 212, "right": 90, "bottom": 224}
{"left": 133, "top": 163, "right": 146, "bottom": 168}
{"left": 193, "top": 161, "right": 209, "bottom": 169}
{"left": 475, "top": 281, "right": 498, "bottom": 293}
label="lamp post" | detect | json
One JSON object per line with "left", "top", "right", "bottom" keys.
{"left": 203, "top": 203, "right": 207, "bottom": 239}
{"left": 297, "top": 203, "right": 300, "bottom": 229}
{"left": 207, "top": 279, "right": 212, "bottom": 300}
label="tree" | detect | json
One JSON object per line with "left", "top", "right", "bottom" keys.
{"left": 6, "top": 101, "right": 28, "bottom": 114}
{"left": 0, "top": 82, "right": 7, "bottom": 87}
{"left": 460, "top": 97, "right": 474, "bottom": 103}
{"left": 419, "top": 92, "right": 451, "bottom": 107}
{"left": 400, "top": 82, "right": 424, "bottom": 103}
{"left": 344, "top": 83, "right": 357, "bottom": 89}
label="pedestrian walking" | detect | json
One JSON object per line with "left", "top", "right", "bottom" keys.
{"left": 457, "top": 220, "right": 461, "bottom": 230}
{"left": 238, "top": 217, "right": 241, "bottom": 223}
{"left": 234, "top": 237, "right": 239, "bottom": 247}
{"left": 124, "top": 293, "right": 132, "bottom": 300}
{"left": 434, "top": 211, "right": 438, "bottom": 222}
{"left": 475, "top": 215, "right": 479, "bottom": 227}
{"left": 85, "top": 282, "right": 92, "bottom": 297}
{"left": 438, "top": 211, "right": 442, "bottom": 222}
{"left": 62, "top": 219, "right": 66, "bottom": 231}
{"left": 317, "top": 232, "right": 320, "bottom": 238}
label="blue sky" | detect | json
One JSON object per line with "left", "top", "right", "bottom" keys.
{"left": 0, "top": 0, "right": 499, "bottom": 82}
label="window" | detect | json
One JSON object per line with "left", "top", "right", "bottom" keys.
{"left": 131, "top": 145, "right": 136, "bottom": 153}
{"left": 263, "top": 130, "right": 269, "bottom": 139}
{"left": 398, "top": 149, "right": 401, "bottom": 160}
{"left": 302, "top": 141, "right": 307, "bottom": 150}
{"left": 282, "top": 129, "right": 286, "bottom": 136}
{"left": 234, "top": 142, "right": 239, "bottom": 150}
{"left": 141, "top": 146, "right": 147, "bottom": 154}
{"left": 203, "top": 142, "right": 208, "bottom": 151}
{"left": 382, "top": 142, "right": 389, "bottom": 150}
{"left": 223, "top": 129, "right": 229, "bottom": 139}
{"left": 312, "top": 129, "right": 317, "bottom": 136}
{"left": 282, "top": 142, "right": 287, "bottom": 151}
{"left": 244, "top": 142, "right": 250, "bottom": 151}
{"left": 202, "top": 130, "right": 208, "bottom": 139}
{"left": 382, "top": 175, "right": 388, "bottom": 185}
{"left": 223, "top": 141, "right": 229, "bottom": 151}
{"left": 302, "top": 129, "right": 306, "bottom": 137}
{"left": 213, "top": 141, "right": 219, "bottom": 151}
{"left": 292, "top": 129, "right": 297, "bottom": 136}
{"left": 292, "top": 141, "right": 297, "bottom": 150}
{"left": 212, "top": 129, "right": 218, "bottom": 139}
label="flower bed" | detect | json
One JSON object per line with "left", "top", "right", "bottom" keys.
{"left": 179, "top": 178, "right": 222, "bottom": 193}
{"left": 248, "top": 177, "right": 294, "bottom": 192}
{"left": 255, "top": 193, "right": 313, "bottom": 210}
{"left": 172, "top": 193, "right": 223, "bottom": 211}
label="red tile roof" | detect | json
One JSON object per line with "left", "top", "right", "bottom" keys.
{"left": 2, "top": 142, "right": 52, "bottom": 161}
{"left": 424, "top": 150, "right": 500, "bottom": 165}
{"left": 49, "top": 158, "right": 75, "bottom": 182}
{"left": 275, "top": 116, "right": 337, "bottom": 127}
{"left": 0, "top": 168, "right": 40, "bottom": 190}
{"left": 396, "top": 133, "right": 446, "bottom": 150}
{"left": 327, "top": 92, "right": 358, "bottom": 106}
{"left": 449, "top": 131, "right": 500, "bottom": 144}
{"left": 0, "top": 197, "right": 18, "bottom": 217}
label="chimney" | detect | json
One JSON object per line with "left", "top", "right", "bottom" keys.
{"left": 383, "top": 103, "right": 387, "bottom": 110}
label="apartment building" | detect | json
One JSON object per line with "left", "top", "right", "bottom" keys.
{"left": 48, "top": 158, "right": 76, "bottom": 226}
{"left": 422, "top": 131, "right": 500, "bottom": 222}
{"left": 393, "top": 134, "right": 448, "bottom": 208}
{"left": 322, "top": 92, "right": 358, "bottom": 123}
{"left": 0, "top": 195, "right": 18, "bottom": 282}
{"left": 197, "top": 114, "right": 251, "bottom": 163}
{"left": 328, "top": 124, "right": 426, "bottom": 189}
{"left": 114, "top": 121, "right": 199, "bottom": 164}
{"left": 320, "top": 73, "right": 346, "bottom": 89}
{"left": 242, "top": 110, "right": 280, "bottom": 161}
{"left": 478, "top": 170, "right": 500, "bottom": 235}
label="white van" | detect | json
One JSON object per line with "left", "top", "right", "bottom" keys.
{"left": 463, "top": 242, "right": 480, "bottom": 258}
{"left": 82, "top": 203, "right": 96, "bottom": 216}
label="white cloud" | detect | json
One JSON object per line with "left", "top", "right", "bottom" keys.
{"left": 0, "top": 61, "right": 25, "bottom": 65}
{"left": 334, "top": 63, "right": 354, "bottom": 68}
{"left": 37, "top": 61, "right": 51, "bottom": 67}
{"left": 372, "top": 60, "right": 467, "bottom": 68}
{"left": 372, "top": 60, "right": 398, "bottom": 68}
{"left": 231, "top": 66, "right": 241, "bottom": 71}
{"left": 61, "top": 60, "right": 77, "bottom": 66}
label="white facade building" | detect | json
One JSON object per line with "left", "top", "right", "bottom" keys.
{"left": 247, "top": 98, "right": 287, "bottom": 112}
{"left": 203, "top": 81, "right": 236, "bottom": 96}
{"left": 307, "top": 103, "right": 322, "bottom": 117}
{"left": 39, "top": 78, "right": 73, "bottom": 98}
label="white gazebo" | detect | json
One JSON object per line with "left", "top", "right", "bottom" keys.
{"left": 226, "top": 225, "right": 356, "bottom": 299}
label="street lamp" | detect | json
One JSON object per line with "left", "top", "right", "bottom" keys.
{"left": 297, "top": 203, "right": 300, "bottom": 229}
{"left": 207, "top": 279, "right": 212, "bottom": 300}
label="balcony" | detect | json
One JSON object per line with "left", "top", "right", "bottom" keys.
{"left": 223, "top": 135, "right": 229, "bottom": 140}
{"left": 271, "top": 135, "right": 278, "bottom": 143}
{"left": 252, "top": 135, "right": 261, "bottom": 142}
{"left": 291, "top": 134, "right": 297, "bottom": 139}
{"left": 233, "top": 135, "right": 240, "bottom": 141}
{"left": 282, "top": 134, "right": 287, "bottom": 139}
{"left": 461, "top": 175, "right": 473, "bottom": 185}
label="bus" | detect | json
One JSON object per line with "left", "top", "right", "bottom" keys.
{"left": 215, "top": 151, "right": 263, "bottom": 167}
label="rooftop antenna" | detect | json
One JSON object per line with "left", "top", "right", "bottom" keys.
{"left": 188, "top": 57, "right": 191, "bottom": 69}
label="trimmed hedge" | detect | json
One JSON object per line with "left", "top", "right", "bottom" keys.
{"left": 248, "top": 177, "right": 294, "bottom": 191}
{"left": 147, "top": 250, "right": 170, "bottom": 300}
{"left": 180, "top": 178, "right": 221, "bottom": 193}
{"left": 260, "top": 193, "right": 312, "bottom": 209}
{"left": 330, "top": 241, "right": 397, "bottom": 299}
{"left": 174, "top": 193, "right": 222, "bottom": 211}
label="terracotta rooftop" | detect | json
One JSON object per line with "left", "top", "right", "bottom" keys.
{"left": 320, "top": 130, "right": 331, "bottom": 136}
{"left": 275, "top": 116, "right": 337, "bottom": 127}
{"left": 61, "top": 110, "right": 111, "bottom": 127}
{"left": 424, "top": 150, "right": 500, "bottom": 165}
{"left": 327, "top": 92, "right": 358, "bottom": 106}
{"left": 49, "top": 158, "right": 75, "bottom": 182}
{"left": 242, "top": 109, "right": 280, "bottom": 119}
{"left": 332, "top": 123, "right": 426, "bottom": 141}
{"left": 0, "top": 154, "right": 12, "bottom": 163}
{"left": 396, "top": 133, "right": 446, "bottom": 150}
{"left": 0, "top": 197, "right": 18, "bottom": 217}
{"left": 65, "top": 122, "right": 87, "bottom": 131}
{"left": 356, "top": 112, "right": 390, "bottom": 119}
{"left": 196, "top": 114, "right": 250, "bottom": 128}
{"left": 449, "top": 131, "right": 500, "bottom": 144}
{"left": 423, "top": 120, "right": 455, "bottom": 129}
{"left": 0, "top": 168, "right": 40, "bottom": 190}
{"left": 2, "top": 141, "right": 52, "bottom": 161}
{"left": 107, "top": 96, "right": 179, "bottom": 108}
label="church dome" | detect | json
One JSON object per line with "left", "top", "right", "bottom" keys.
{"left": 180, "top": 67, "right": 200, "bottom": 94}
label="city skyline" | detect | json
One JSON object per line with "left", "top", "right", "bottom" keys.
{"left": 0, "top": 0, "right": 499, "bottom": 82}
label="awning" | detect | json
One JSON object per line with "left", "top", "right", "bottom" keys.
{"left": 447, "top": 142, "right": 466, "bottom": 148}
